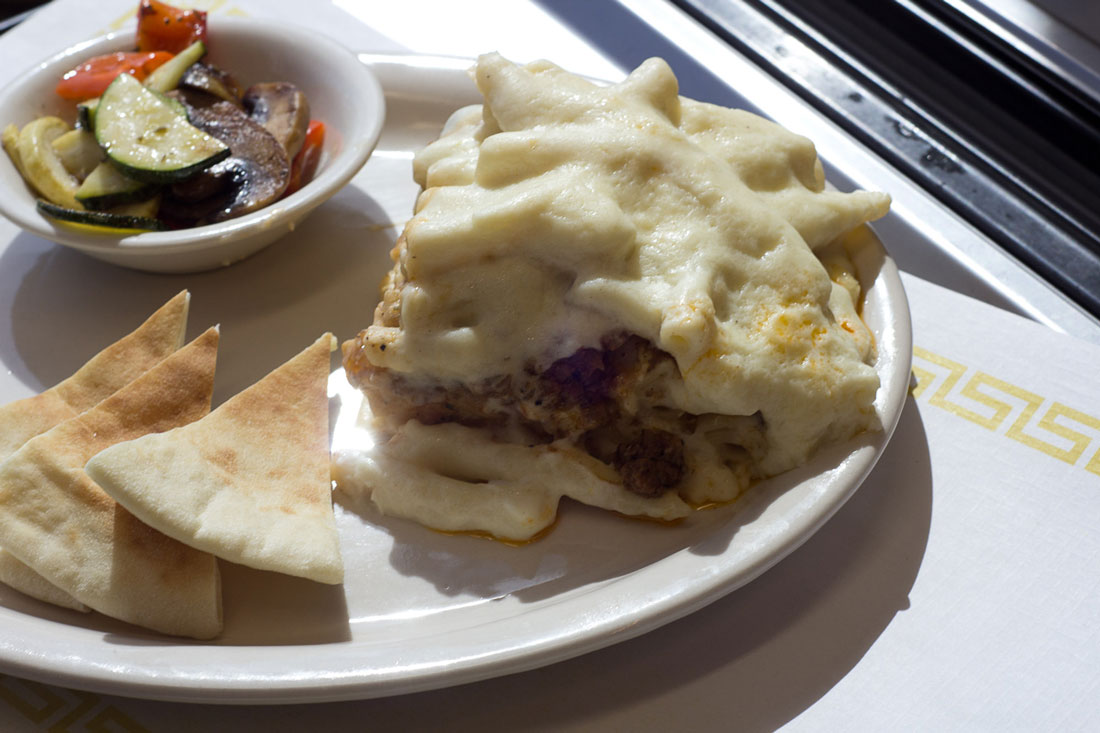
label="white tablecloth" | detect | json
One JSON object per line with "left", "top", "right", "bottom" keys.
{"left": 0, "top": 1, "right": 1097, "bottom": 730}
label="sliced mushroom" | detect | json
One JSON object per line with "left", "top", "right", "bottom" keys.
{"left": 168, "top": 162, "right": 233, "bottom": 202}
{"left": 165, "top": 87, "right": 225, "bottom": 114}
{"left": 179, "top": 63, "right": 244, "bottom": 106}
{"left": 243, "top": 82, "right": 310, "bottom": 158}
{"left": 160, "top": 101, "right": 289, "bottom": 225}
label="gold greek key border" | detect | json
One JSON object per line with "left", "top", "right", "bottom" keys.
{"left": 912, "top": 346, "right": 1100, "bottom": 477}
{"left": 0, "top": 675, "right": 147, "bottom": 731}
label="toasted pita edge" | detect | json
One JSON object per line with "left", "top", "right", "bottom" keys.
{"left": 0, "top": 292, "right": 190, "bottom": 619}
{"left": 0, "top": 291, "right": 190, "bottom": 464}
{"left": 52, "top": 290, "right": 190, "bottom": 412}
{"left": 87, "top": 333, "right": 344, "bottom": 585}
{"left": 0, "top": 327, "right": 224, "bottom": 639}
{"left": 0, "top": 549, "right": 89, "bottom": 612}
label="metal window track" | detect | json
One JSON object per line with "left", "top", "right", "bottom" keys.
{"left": 672, "top": 0, "right": 1100, "bottom": 319}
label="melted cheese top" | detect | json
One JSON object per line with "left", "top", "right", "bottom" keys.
{"left": 362, "top": 53, "right": 889, "bottom": 475}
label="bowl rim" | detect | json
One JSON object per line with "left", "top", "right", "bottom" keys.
{"left": 0, "top": 16, "right": 385, "bottom": 257}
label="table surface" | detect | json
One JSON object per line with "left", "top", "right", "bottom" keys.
{"left": 0, "top": 1, "right": 1098, "bottom": 730}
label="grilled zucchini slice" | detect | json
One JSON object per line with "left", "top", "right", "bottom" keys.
{"left": 95, "top": 74, "right": 228, "bottom": 183}
{"left": 75, "top": 41, "right": 202, "bottom": 130}
{"left": 144, "top": 40, "right": 207, "bottom": 93}
{"left": 76, "top": 99, "right": 97, "bottom": 131}
{"left": 37, "top": 199, "right": 164, "bottom": 232}
{"left": 75, "top": 160, "right": 157, "bottom": 210}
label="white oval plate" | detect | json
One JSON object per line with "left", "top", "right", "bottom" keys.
{"left": 0, "top": 54, "right": 911, "bottom": 704}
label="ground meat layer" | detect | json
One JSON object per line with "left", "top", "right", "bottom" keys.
{"left": 344, "top": 332, "right": 732, "bottom": 498}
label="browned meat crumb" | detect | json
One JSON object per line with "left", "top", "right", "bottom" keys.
{"left": 343, "top": 331, "right": 712, "bottom": 497}
{"left": 612, "top": 429, "right": 686, "bottom": 497}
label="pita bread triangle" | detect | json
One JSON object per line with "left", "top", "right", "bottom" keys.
{"left": 0, "top": 290, "right": 189, "bottom": 464}
{"left": 86, "top": 334, "right": 343, "bottom": 585}
{"left": 0, "top": 291, "right": 188, "bottom": 614}
{"left": 0, "top": 327, "right": 223, "bottom": 639}
{"left": 0, "top": 548, "right": 88, "bottom": 612}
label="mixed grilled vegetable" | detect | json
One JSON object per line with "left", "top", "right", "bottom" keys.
{"left": 3, "top": 0, "right": 325, "bottom": 233}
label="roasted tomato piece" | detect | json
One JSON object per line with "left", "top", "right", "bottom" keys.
{"left": 285, "top": 120, "right": 325, "bottom": 196}
{"left": 136, "top": 0, "right": 208, "bottom": 54}
{"left": 55, "top": 51, "right": 173, "bottom": 100}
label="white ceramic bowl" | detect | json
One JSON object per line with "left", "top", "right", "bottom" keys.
{"left": 0, "top": 18, "right": 384, "bottom": 273}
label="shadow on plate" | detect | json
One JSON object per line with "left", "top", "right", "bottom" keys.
{"left": 338, "top": 487, "right": 713, "bottom": 604}
{"left": 99, "top": 561, "right": 353, "bottom": 648}
{"left": 307, "top": 395, "right": 933, "bottom": 731}
{"left": 0, "top": 558, "right": 353, "bottom": 648}
{"left": 342, "top": 424, "right": 891, "bottom": 609}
